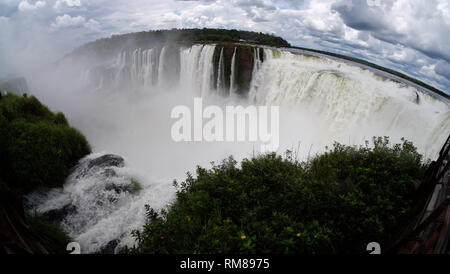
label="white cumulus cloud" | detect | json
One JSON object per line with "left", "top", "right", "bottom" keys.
{"left": 54, "top": 0, "right": 82, "bottom": 11}
{"left": 50, "top": 14, "right": 86, "bottom": 30}
{"left": 50, "top": 14, "right": 102, "bottom": 32}
{"left": 18, "top": 0, "right": 46, "bottom": 11}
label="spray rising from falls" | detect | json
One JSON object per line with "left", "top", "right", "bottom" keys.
{"left": 29, "top": 43, "right": 450, "bottom": 253}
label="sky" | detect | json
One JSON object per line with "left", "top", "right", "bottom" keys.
{"left": 0, "top": 0, "right": 449, "bottom": 94}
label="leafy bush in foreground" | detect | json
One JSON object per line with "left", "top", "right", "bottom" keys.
{"left": 125, "top": 137, "right": 427, "bottom": 254}
{"left": 0, "top": 93, "right": 91, "bottom": 194}
{"left": 25, "top": 211, "right": 73, "bottom": 254}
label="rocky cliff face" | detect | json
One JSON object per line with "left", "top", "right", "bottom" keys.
{"left": 212, "top": 44, "right": 262, "bottom": 96}
{"left": 214, "top": 44, "right": 263, "bottom": 96}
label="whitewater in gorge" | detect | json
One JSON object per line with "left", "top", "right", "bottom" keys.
{"left": 26, "top": 43, "right": 450, "bottom": 253}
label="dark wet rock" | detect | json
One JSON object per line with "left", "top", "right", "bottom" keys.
{"left": 105, "top": 183, "right": 125, "bottom": 194}
{"left": 75, "top": 154, "right": 125, "bottom": 179}
{"left": 105, "top": 180, "right": 141, "bottom": 195}
{"left": 235, "top": 45, "right": 255, "bottom": 94}
{"left": 213, "top": 44, "right": 258, "bottom": 97}
{"left": 102, "top": 168, "right": 117, "bottom": 178}
{"left": 97, "top": 239, "right": 120, "bottom": 254}
{"left": 88, "top": 154, "right": 125, "bottom": 169}
{"left": 43, "top": 204, "right": 77, "bottom": 223}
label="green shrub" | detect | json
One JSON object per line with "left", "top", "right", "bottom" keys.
{"left": 0, "top": 93, "right": 91, "bottom": 194}
{"left": 129, "top": 179, "right": 142, "bottom": 194}
{"left": 54, "top": 112, "right": 69, "bottom": 125}
{"left": 0, "top": 93, "right": 53, "bottom": 122}
{"left": 125, "top": 137, "right": 427, "bottom": 254}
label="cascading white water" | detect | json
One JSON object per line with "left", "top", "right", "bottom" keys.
{"left": 157, "top": 46, "right": 167, "bottom": 87}
{"left": 142, "top": 49, "right": 155, "bottom": 87}
{"left": 198, "top": 45, "right": 216, "bottom": 97}
{"left": 229, "top": 47, "right": 237, "bottom": 96}
{"left": 93, "top": 46, "right": 167, "bottom": 91}
{"left": 130, "top": 48, "right": 155, "bottom": 87}
{"left": 91, "top": 44, "right": 216, "bottom": 94}
{"left": 30, "top": 42, "right": 450, "bottom": 254}
{"left": 249, "top": 47, "right": 262, "bottom": 100}
{"left": 252, "top": 47, "right": 262, "bottom": 80}
{"left": 179, "top": 44, "right": 203, "bottom": 90}
{"left": 131, "top": 48, "right": 140, "bottom": 85}
{"left": 179, "top": 44, "right": 216, "bottom": 96}
{"left": 114, "top": 50, "right": 131, "bottom": 88}
{"left": 216, "top": 47, "right": 225, "bottom": 93}
{"left": 26, "top": 153, "right": 175, "bottom": 254}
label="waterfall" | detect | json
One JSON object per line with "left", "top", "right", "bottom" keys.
{"left": 229, "top": 47, "right": 237, "bottom": 96}
{"left": 252, "top": 47, "right": 262, "bottom": 77}
{"left": 179, "top": 44, "right": 216, "bottom": 96}
{"left": 216, "top": 47, "right": 225, "bottom": 93}
{"left": 249, "top": 47, "right": 262, "bottom": 102}
{"left": 142, "top": 49, "right": 155, "bottom": 87}
{"left": 179, "top": 44, "right": 203, "bottom": 92}
{"left": 114, "top": 51, "right": 127, "bottom": 87}
{"left": 199, "top": 45, "right": 216, "bottom": 97}
{"left": 131, "top": 48, "right": 140, "bottom": 86}
{"left": 157, "top": 46, "right": 167, "bottom": 87}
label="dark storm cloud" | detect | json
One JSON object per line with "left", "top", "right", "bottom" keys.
{"left": 435, "top": 61, "right": 450, "bottom": 79}
{"left": 331, "top": 0, "right": 386, "bottom": 31}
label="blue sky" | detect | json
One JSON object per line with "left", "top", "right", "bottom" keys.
{"left": 1, "top": 0, "right": 449, "bottom": 94}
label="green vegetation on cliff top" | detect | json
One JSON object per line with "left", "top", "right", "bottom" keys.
{"left": 71, "top": 28, "right": 290, "bottom": 59}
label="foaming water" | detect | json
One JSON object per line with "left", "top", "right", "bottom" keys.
{"left": 26, "top": 152, "right": 176, "bottom": 253}
{"left": 26, "top": 44, "right": 450, "bottom": 253}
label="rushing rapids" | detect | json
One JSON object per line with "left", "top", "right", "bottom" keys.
{"left": 27, "top": 42, "right": 450, "bottom": 253}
